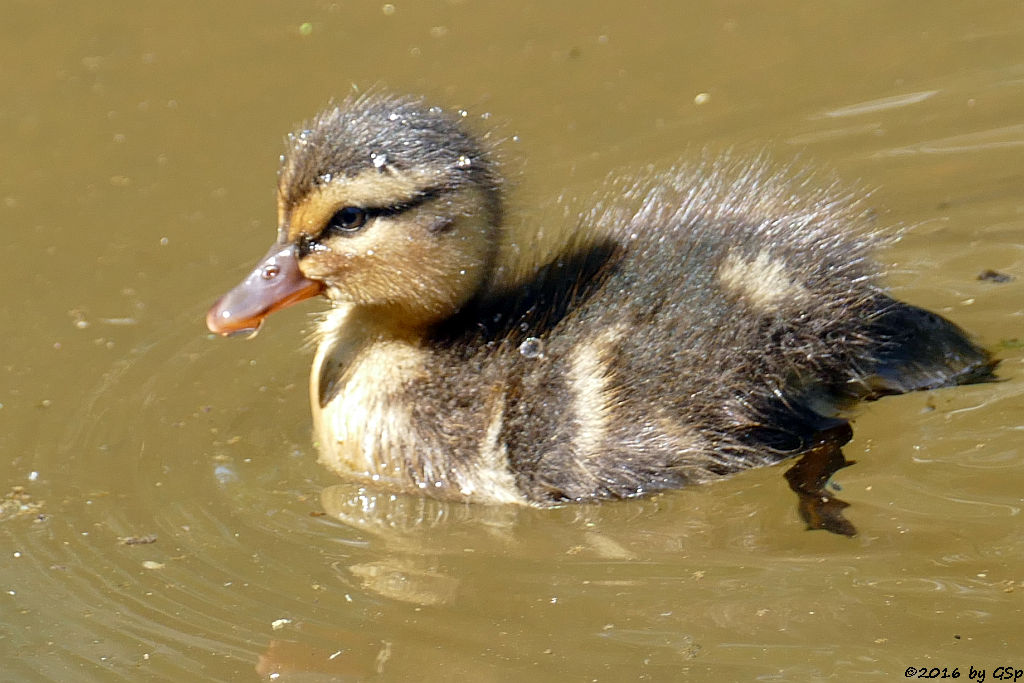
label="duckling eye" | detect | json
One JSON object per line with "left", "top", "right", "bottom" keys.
{"left": 325, "top": 206, "right": 367, "bottom": 235}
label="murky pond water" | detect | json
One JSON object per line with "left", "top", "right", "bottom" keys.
{"left": 3, "top": 2, "right": 1022, "bottom": 680}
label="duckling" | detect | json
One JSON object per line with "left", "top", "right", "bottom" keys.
{"left": 207, "top": 92, "right": 996, "bottom": 535}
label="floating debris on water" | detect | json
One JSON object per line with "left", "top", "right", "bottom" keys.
{"left": 0, "top": 486, "right": 44, "bottom": 522}
{"left": 119, "top": 534, "right": 158, "bottom": 546}
{"left": 977, "top": 269, "right": 1013, "bottom": 283}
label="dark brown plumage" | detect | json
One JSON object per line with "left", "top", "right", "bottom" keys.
{"left": 208, "top": 92, "right": 996, "bottom": 534}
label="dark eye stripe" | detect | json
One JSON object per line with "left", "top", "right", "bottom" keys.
{"left": 327, "top": 186, "right": 445, "bottom": 232}
{"left": 363, "top": 186, "right": 444, "bottom": 219}
{"left": 299, "top": 186, "right": 448, "bottom": 256}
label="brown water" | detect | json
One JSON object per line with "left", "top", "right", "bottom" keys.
{"left": 3, "top": 2, "right": 1023, "bottom": 680}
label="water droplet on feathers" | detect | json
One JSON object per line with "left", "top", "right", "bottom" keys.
{"left": 519, "top": 337, "right": 544, "bottom": 359}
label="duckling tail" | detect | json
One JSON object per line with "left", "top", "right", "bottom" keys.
{"left": 857, "top": 298, "right": 998, "bottom": 399}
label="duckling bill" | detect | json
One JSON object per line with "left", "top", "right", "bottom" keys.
{"left": 207, "top": 93, "right": 996, "bottom": 535}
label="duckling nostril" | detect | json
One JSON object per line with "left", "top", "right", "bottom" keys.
{"left": 206, "top": 243, "right": 324, "bottom": 336}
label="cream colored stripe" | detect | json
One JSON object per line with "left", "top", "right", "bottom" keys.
{"left": 718, "top": 250, "right": 808, "bottom": 310}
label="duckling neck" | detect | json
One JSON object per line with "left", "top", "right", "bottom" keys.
{"left": 312, "top": 305, "right": 423, "bottom": 400}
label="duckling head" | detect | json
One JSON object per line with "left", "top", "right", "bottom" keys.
{"left": 207, "top": 93, "right": 502, "bottom": 337}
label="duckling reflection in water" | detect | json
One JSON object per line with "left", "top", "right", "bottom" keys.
{"left": 207, "top": 93, "right": 996, "bottom": 536}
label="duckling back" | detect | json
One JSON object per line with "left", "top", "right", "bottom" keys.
{"left": 501, "top": 162, "right": 994, "bottom": 503}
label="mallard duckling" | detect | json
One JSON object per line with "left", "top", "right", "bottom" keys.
{"left": 207, "top": 93, "right": 995, "bottom": 535}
